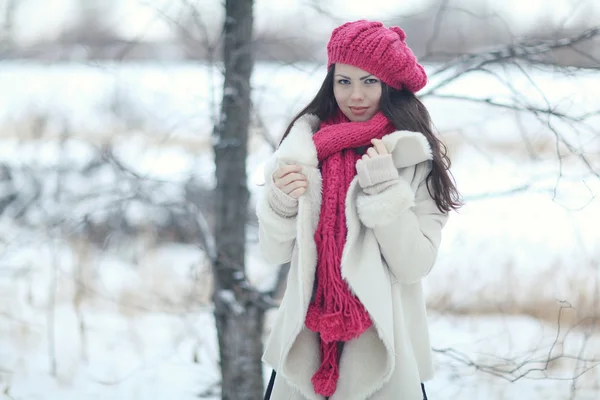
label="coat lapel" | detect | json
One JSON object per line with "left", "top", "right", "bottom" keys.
{"left": 270, "top": 114, "right": 324, "bottom": 400}
{"left": 275, "top": 114, "right": 320, "bottom": 167}
{"left": 381, "top": 129, "right": 433, "bottom": 168}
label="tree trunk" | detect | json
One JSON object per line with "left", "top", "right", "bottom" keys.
{"left": 212, "top": 1, "right": 263, "bottom": 400}
{"left": 1, "top": 0, "right": 18, "bottom": 48}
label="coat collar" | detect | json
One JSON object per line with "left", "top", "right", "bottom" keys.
{"left": 277, "top": 114, "right": 433, "bottom": 169}
{"left": 252, "top": 114, "right": 433, "bottom": 186}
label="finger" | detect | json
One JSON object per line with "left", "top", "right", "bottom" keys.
{"left": 361, "top": 154, "right": 369, "bottom": 161}
{"left": 366, "top": 147, "right": 378, "bottom": 158}
{"left": 273, "top": 164, "right": 302, "bottom": 179}
{"left": 278, "top": 172, "right": 307, "bottom": 187}
{"left": 283, "top": 179, "right": 308, "bottom": 194}
{"left": 289, "top": 187, "right": 306, "bottom": 199}
{"left": 371, "top": 139, "right": 388, "bottom": 155}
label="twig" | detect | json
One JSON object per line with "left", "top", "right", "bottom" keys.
{"left": 425, "top": 93, "right": 594, "bottom": 122}
{"left": 424, "top": 0, "right": 450, "bottom": 57}
{"left": 433, "top": 302, "right": 600, "bottom": 383}
{"left": 424, "top": 27, "right": 600, "bottom": 94}
{"left": 47, "top": 242, "right": 58, "bottom": 377}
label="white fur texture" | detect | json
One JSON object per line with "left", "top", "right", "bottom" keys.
{"left": 356, "top": 177, "right": 415, "bottom": 228}
{"left": 301, "top": 166, "right": 322, "bottom": 232}
{"left": 381, "top": 130, "right": 433, "bottom": 168}
{"left": 276, "top": 114, "right": 320, "bottom": 167}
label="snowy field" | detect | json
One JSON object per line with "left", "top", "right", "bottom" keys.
{"left": 0, "top": 61, "right": 599, "bottom": 399}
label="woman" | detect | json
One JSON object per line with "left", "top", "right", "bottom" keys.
{"left": 257, "top": 20, "right": 461, "bottom": 400}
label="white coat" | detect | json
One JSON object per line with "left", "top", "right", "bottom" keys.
{"left": 256, "top": 114, "right": 448, "bottom": 400}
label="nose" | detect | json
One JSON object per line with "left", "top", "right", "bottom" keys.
{"left": 350, "top": 86, "right": 364, "bottom": 102}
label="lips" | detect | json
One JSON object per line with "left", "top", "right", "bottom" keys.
{"left": 349, "top": 106, "right": 369, "bottom": 115}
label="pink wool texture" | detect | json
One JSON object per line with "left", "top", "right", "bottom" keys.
{"left": 327, "top": 20, "right": 427, "bottom": 93}
{"left": 306, "top": 111, "right": 396, "bottom": 397}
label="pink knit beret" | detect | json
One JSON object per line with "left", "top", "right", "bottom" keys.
{"left": 327, "top": 20, "right": 427, "bottom": 93}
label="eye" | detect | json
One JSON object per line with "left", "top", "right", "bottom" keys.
{"left": 337, "top": 79, "right": 351, "bottom": 85}
{"left": 365, "top": 78, "right": 379, "bottom": 84}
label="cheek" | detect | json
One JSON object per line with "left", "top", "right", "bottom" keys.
{"left": 369, "top": 90, "right": 382, "bottom": 114}
{"left": 371, "top": 87, "right": 382, "bottom": 104}
{"left": 333, "top": 86, "right": 346, "bottom": 105}
{"left": 368, "top": 88, "right": 382, "bottom": 116}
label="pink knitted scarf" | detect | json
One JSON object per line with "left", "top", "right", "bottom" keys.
{"left": 305, "top": 111, "right": 396, "bottom": 396}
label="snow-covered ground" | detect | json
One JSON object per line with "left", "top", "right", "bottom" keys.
{"left": 0, "top": 61, "right": 599, "bottom": 399}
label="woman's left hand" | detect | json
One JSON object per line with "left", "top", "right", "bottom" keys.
{"left": 356, "top": 138, "right": 399, "bottom": 192}
{"left": 362, "top": 139, "right": 389, "bottom": 160}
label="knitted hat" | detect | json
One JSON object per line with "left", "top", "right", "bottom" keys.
{"left": 327, "top": 20, "right": 427, "bottom": 93}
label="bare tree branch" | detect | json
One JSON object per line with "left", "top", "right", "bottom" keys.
{"left": 425, "top": 27, "right": 600, "bottom": 94}
{"left": 434, "top": 304, "right": 600, "bottom": 383}
{"left": 424, "top": 0, "right": 450, "bottom": 56}
{"left": 426, "top": 93, "right": 598, "bottom": 122}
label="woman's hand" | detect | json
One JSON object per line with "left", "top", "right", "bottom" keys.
{"left": 356, "top": 138, "right": 398, "bottom": 193}
{"left": 362, "top": 138, "right": 389, "bottom": 160}
{"left": 273, "top": 164, "right": 308, "bottom": 199}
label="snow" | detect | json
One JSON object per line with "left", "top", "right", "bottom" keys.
{"left": 217, "top": 290, "right": 245, "bottom": 315}
{"left": 1, "top": 60, "right": 599, "bottom": 399}
{"left": 427, "top": 313, "right": 600, "bottom": 399}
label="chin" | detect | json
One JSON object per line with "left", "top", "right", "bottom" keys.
{"left": 343, "top": 110, "right": 375, "bottom": 122}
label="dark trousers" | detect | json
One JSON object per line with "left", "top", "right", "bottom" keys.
{"left": 264, "top": 370, "right": 428, "bottom": 399}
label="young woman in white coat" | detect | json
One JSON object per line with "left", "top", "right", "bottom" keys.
{"left": 257, "top": 20, "right": 461, "bottom": 400}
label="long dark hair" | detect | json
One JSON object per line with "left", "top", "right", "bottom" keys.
{"left": 280, "top": 67, "right": 462, "bottom": 213}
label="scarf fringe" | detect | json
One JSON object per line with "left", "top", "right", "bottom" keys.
{"left": 311, "top": 342, "right": 339, "bottom": 397}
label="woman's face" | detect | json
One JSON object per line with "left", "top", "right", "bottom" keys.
{"left": 333, "top": 63, "right": 382, "bottom": 122}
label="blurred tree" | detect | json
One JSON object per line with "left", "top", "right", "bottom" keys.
{"left": 57, "top": 0, "right": 121, "bottom": 53}
{"left": 0, "top": 0, "right": 20, "bottom": 50}
{"left": 211, "top": 1, "right": 265, "bottom": 399}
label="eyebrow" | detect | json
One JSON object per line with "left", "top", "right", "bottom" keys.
{"left": 335, "top": 74, "right": 374, "bottom": 81}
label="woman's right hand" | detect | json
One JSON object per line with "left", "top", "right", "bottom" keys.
{"left": 273, "top": 164, "right": 308, "bottom": 199}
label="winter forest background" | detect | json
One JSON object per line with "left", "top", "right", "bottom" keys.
{"left": 0, "top": 0, "right": 599, "bottom": 399}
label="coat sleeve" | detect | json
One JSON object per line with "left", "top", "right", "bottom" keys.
{"left": 255, "top": 157, "right": 298, "bottom": 265}
{"left": 356, "top": 161, "right": 448, "bottom": 284}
